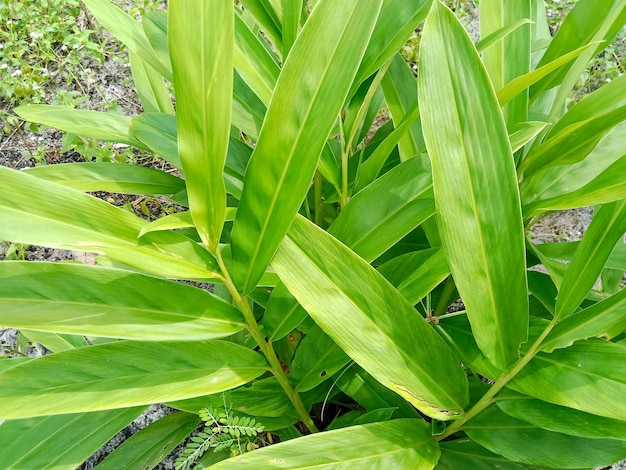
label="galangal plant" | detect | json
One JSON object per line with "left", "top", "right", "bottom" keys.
{"left": 1, "top": 0, "right": 626, "bottom": 468}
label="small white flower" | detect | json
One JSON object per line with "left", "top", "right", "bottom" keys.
{"left": 30, "top": 32, "right": 43, "bottom": 40}
{"left": 0, "top": 43, "right": 4, "bottom": 50}
{"left": 11, "top": 69, "right": 22, "bottom": 77}
{"left": 0, "top": 63, "right": 8, "bottom": 70}
{"left": 61, "top": 45, "right": 67, "bottom": 51}
{"left": 606, "top": 78, "right": 612, "bottom": 83}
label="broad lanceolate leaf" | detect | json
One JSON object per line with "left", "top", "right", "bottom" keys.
{"left": 0, "top": 166, "right": 218, "bottom": 280}
{"left": 211, "top": 419, "right": 440, "bottom": 469}
{"left": 418, "top": 1, "right": 528, "bottom": 369}
{"left": 170, "top": 1, "right": 232, "bottom": 251}
{"left": 329, "top": 156, "right": 435, "bottom": 262}
{"left": 24, "top": 162, "right": 185, "bottom": 195}
{"left": 95, "top": 412, "right": 200, "bottom": 469}
{"left": 81, "top": 0, "right": 172, "bottom": 81}
{"left": 0, "top": 407, "right": 146, "bottom": 470}
{"left": 542, "top": 285, "right": 626, "bottom": 352}
{"left": 14, "top": 105, "right": 146, "bottom": 148}
{"left": 465, "top": 404, "right": 626, "bottom": 468}
{"left": 231, "top": 0, "right": 384, "bottom": 293}
{"left": 555, "top": 199, "right": 626, "bottom": 318}
{"left": 480, "top": 0, "right": 531, "bottom": 125}
{"left": 0, "top": 340, "right": 267, "bottom": 419}
{"left": 274, "top": 216, "right": 469, "bottom": 420}
{"left": 510, "top": 340, "right": 626, "bottom": 420}
{"left": 496, "top": 390, "right": 626, "bottom": 441}
{"left": 0, "top": 262, "right": 244, "bottom": 341}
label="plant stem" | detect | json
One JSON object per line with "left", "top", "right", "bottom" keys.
{"left": 437, "top": 318, "right": 558, "bottom": 440}
{"left": 314, "top": 170, "right": 324, "bottom": 226}
{"left": 214, "top": 249, "right": 319, "bottom": 434}
{"left": 339, "top": 117, "right": 349, "bottom": 208}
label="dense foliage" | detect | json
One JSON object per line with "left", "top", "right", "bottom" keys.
{"left": 0, "top": 0, "right": 625, "bottom": 468}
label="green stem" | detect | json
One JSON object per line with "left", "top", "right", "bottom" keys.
{"left": 437, "top": 318, "right": 558, "bottom": 440}
{"left": 214, "top": 249, "right": 319, "bottom": 434}
{"left": 314, "top": 170, "right": 324, "bottom": 226}
{"left": 339, "top": 117, "right": 349, "bottom": 208}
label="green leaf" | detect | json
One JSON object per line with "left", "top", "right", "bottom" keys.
{"left": 234, "top": 12, "right": 280, "bottom": 106}
{"left": 264, "top": 282, "right": 309, "bottom": 342}
{"left": 497, "top": 390, "right": 626, "bottom": 441}
{"left": 510, "top": 340, "right": 626, "bottom": 420}
{"left": 380, "top": 54, "right": 426, "bottom": 163}
{"left": 329, "top": 156, "right": 435, "bottom": 262}
{"left": 555, "top": 200, "right": 626, "bottom": 318}
{"left": 170, "top": 1, "right": 233, "bottom": 251}
{"left": 232, "top": 69, "right": 267, "bottom": 140}
{"left": 337, "top": 364, "right": 421, "bottom": 419}
{"left": 280, "top": 0, "right": 303, "bottom": 58}
{"left": 19, "top": 330, "right": 88, "bottom": 353}
{"left": 480, "top": 1, "right": 531, "bottom": 124}
{"left": 138, "top": 211, "right": 195, "bottom": 237}
{"left": 523, "top": 155, "right": 626, "bottom": 217}
{"left": 476, "top": 19, "right": 534, "bottom": 54}
{"left": 129, "top": 50, "right": 174, "bottom": 115}
{"left": 169, "top": 378, "right": 297, "bottom": 421}
{"left": 377, "top": 248, "right": 450, "bottom": 305}
{"left": 0, "top": 407, "right": 146, "bottom": 470}
{"left": 542, "top": 286, "right": 626, "bottom": 352}
{"left": 239, "top": 0, "right": 283, "bottom": 54}
{"left": 231, "top": 0, "right": 384, "bottom": 293}
{"left": 530, "top": 0, "right": 626, "bottom": 111}
{"left": 355, "top": 102, "right": 420, "bottom": 192}
{"left": 131, "top": 113, "right": 181, "bottom": 168}
{"left": 465, "top": 404, "right": 626, "bottom": 468}
{"left": 354, "top": 0, "right": 432, "bottom": 88}
{"left": 95, "top": 412, "right": 200, "bottom": 469}
{"left": 0, "top": 340, "right": 267, "bottom": 419}
{"left": 436, "top": 438, "right": 552, "bottom": 470}
{"left": 290, "top": 325, "right": 350, "bottom": 392}
{"left": 274, "top": 215, "right": 469, "bottom": 420}
{"left": 0, "top": 262, "right": 245, "bottom": 341}
{"left": 81, "top": 0, "right": 172, "bottom": 81}
{"left": 14, "top": 105, "right": 146, "bottom": 149}
{"left": 436, "top": 314, "right": 502, "bottom": 381}
{"left": 508, "top": 121, "right": 549, "bottom": 153}
{"left": 496, "top": 43, "right": 596, "bottom": 108}
{"left": 418, "top": 1, "right": 528, "bottom": 368}
{"left": 520, "top": 104, "right": 626, "bottom": 178}
{"left": 0, "top": 166, "right": 218, "bottom": 280}
{"left": 23, "top": 162, "right": 185, "bottom": 195}
{"left": 210, "top": 419, "right": 440, "bottom": 469}
{"left": 142, "top": 10, "right": 171, "bottom": 76}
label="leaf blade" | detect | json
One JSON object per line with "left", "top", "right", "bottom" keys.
{"left": 0, "top": 340, "right": 267, "bottom": 419}
{"left": 231, "top": 0, "right": 384, "bottom": 292}
{"left": 169, "top": 1, "right": 233, "bottom": 250}
{"left": 418, "top": 1, "right": 528, "bottom": 368}
{"left": 273, "top": 216, "right": 469, "bottom": 420}
{"left": 0, "top": 262, "right": 244, "bottom": 341}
